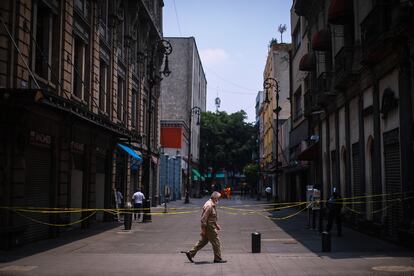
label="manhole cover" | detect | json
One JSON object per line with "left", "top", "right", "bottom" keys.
{"left": 0, "top": 265, "right": 37, "bottom": 272}
{"left": 372, "top": 266, "right": 414, "bottom": 272}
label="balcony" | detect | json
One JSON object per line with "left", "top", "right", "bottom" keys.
{"left": 304, "top": 91, "right": 312, "bottom": 118}
{"left": 361, "top": 2, "right": 414, "bottom": 64}
{"left": 328, "top": 0, "right": 354, "bottom": 25}
{"left": 294, "top": 0, "right": 310, "bottom": 16}
{"left": 311, "top": 29, "right": 331, "bottom": 52}
{"left": 299, "top": 53, "right": 316, "bottom": 71}
{"left": 317, "top": 72, "right": 334, "bottom": 96}
{"left": 334, "top": 46, "right": 356, "bottom": 89}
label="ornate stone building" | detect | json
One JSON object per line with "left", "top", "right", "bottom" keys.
{"left": 0, "top": 0, "right": 166, "bottom": 248}
{"left": 292, "top": 0, "right": 414, "bottom": 242}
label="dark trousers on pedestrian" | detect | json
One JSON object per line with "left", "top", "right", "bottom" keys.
{"left": 134, "top": 203, "right": 143, "bottom": 220}
{"left": 326, "top": 212, "right": 342, "bottom": 236}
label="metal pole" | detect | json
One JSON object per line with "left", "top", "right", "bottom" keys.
{"left": 185, "top": 110, "right": 192, "bottom": 204}
{"left": 275, "top": 85, "right": 279, "bottom": 202}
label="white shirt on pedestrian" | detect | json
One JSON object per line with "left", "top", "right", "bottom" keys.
{"left": 132, "top": 191, "right": 145, "bottom": 204}
{"left": 116, "top": 191, "right": 123, "bottom": 204}
{"left": 265, "top": 187, "right": 271, "bottom": 193}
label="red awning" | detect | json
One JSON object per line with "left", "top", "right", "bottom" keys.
{"left": 311, "top": 29, "right": 331, "bottom": 51}
{"left": 297, "top": 142, "right": 319, "bottom": 161}
{"left": 299, "top": 53, "right": 316, "bottom": 71}
{"left": 328, "top": 0, "right": 353, "bottom": 25}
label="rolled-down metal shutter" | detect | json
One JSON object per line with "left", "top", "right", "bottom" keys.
{"left": 352, "top": 142, "right": 362, "bottom": 216}
{"left": 95, "top": 157, "right": 106, "bottom": 221}
{"left": 25, "top": 146, "right": 51, "bottom": 243}
{"left": 383, "top": 128, "right": 401, "bottom": 239}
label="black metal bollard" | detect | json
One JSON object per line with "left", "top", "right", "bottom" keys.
{"left": 251, "top": 232, "right": 261, "bottom": 253}
{"left": 124, "top": 212, "right": 132, "bottom": 230}
{"left": 142, "top": 199, "right": 152, "bottom": 223}
{"left": 321, "top": 231, "right": 331, "bottom": 252}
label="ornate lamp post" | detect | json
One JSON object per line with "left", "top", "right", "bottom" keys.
{"left": 142, "top": 39, "right": 172, "bottom": 222}
{"left": 263, "top": 77, "right": 281, "bottom": 201}
{"left": 185, "top": 106, "right": 201, "bottom": 204}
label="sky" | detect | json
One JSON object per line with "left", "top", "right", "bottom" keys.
{"left": 163, "top": 0, "right": 293, "bottom": 123}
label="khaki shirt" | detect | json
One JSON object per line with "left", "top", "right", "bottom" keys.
{"left": 201, "top": 199, "right": 217, "bottom": 227}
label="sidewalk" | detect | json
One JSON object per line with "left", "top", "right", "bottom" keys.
{"left": 0, "top": 196, "right": 413, "bottom": 276}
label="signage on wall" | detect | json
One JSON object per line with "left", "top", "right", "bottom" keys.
{"left": 71, "top": 141, "right": 84, "bottom": 153}
{"left": 29, "top": 130, "right": 51, "bottom": 147}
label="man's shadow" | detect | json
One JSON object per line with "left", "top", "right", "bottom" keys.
{"left": 194, "top": 261, "right": 214, "bottom": 265}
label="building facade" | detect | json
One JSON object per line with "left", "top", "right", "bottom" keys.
{"left": 292, "top": 0, "right": 414, "bottom": 242}
{"left": 160, "top": 37, "right": 207, "bottom": 199}
{"left": 0, "top": 0, "right": 166, "bottom": 248}
{"left": 261, "top": 42, "right": 291, "bottom": 200}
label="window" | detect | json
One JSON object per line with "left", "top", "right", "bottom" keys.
{"left": 118, "top": 8, "right": 125, "bottom": 61}
{"left": 143, "top": 98, "right": 148, "bottom": 135}
{"left": 117, "top": 76, "right": 126, "bottom": 123}
{"left": 294, "top": 87, "right": 303, "bottom": 121}
{"left": 292, "top": 21, "right": 301, "bottom": 53}
{"left": 98, "top": 0, "right": 109, "bottom": 41}
{"left": 74, "top": 0, "right": 89, "bottom": 19}
{"left": 73, "top": 37, "right": 86, "bottom": 100}
{"left": 131, "top": 89, "right": 138, "bottom": 129}
{"left": 34, "top": 1, "right": 56, "bottom": 82}
{"left": 99, "top": 60, "right": 109, "bottom": 113}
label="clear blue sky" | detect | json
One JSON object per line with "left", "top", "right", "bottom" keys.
{"left": 163, "top": 0, "right": 293, "bottom": 123}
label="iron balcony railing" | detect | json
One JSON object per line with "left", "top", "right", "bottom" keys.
{"left": 334, "top": 46, "right": 354, "bottom": 89}
{"left": 360, "top": 3, "right": 392, "bottom": 53}
{"left": 317, "top": 72, "right": 334, "bottom": 95}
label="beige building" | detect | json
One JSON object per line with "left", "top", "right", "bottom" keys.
{"left": 292, "top": 0, "right": 414, "bottom": 242}
{"left": 261, "top": 42, "right": 291, "bottom": 200}
{"left": 0, "top": 0, "right": 167, "bottom": 248}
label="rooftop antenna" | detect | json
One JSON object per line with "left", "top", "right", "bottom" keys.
{"left": 215, "top": 88, "right": 221, "bottom": 112}
{"left": 278, "top": 24, "right": 287, "bottom": 43}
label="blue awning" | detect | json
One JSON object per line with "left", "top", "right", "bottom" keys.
{"left": 117, "top": 143, "right": 142, "bottom": 162}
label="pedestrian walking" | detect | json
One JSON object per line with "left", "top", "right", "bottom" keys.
{"left": 132, "top": 188, "right": 145, "bottom": 222}
{"left": 181, "top": 191, "right": 227, "bottom": 263}
{"left": 265, "top": 186, "right": 272, "bottom": 201}
{"left": 115, "top": 188, "right": 123, "bottom": 222}
{"left": 326, "top": 188, "right": 343, "bottom": 236}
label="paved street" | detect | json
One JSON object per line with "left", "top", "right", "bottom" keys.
{"left": 1, "top": 196, "right": 413, "bottom": 276}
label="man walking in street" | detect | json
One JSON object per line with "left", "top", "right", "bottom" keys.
{"left": 132, "top": 188, "right": 145, "bottom": 222}
{"left": 181, "top": 191, "right": 227, "bottom": 263}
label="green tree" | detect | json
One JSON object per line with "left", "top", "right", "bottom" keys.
{"left": 200, "top": 110, "right": 257, "bottom": 186}
{"left": 243, "top": 163, "right": 259, "bottom": 188}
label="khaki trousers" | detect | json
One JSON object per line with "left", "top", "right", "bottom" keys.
{"left": 189, "top": 224, "right": 222, "bottom": 261}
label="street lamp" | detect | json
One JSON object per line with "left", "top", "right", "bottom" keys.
{"left": 263, "top": 77, "right": 281, "bottom": 201}
{"left": 142, "top": 39, "right": 172, "bottom": 222}
{"left": 185, "top": 106, "right": 201, "bottom": 204}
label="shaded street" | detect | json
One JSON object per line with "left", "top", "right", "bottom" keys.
{"left": 1, "top": 196, "right": 413, "bottom": 276}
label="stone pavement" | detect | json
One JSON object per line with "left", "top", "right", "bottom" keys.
{"left": 0, "top": 196, "right": 413, "bottom": 276}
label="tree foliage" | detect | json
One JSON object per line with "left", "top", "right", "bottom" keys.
{"left": 243, "top": 163, "right": 259, "bottom": 187}
{"left": 199, "top": 110, "right": 257, "bottom": 177}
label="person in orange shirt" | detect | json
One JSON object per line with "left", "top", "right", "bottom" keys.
{"left": 226, "top": 187, "right": 231, "bottom": 200}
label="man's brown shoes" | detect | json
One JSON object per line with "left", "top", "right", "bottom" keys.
{"left": 181, "top": 251, "right": 194, "bottom": 263}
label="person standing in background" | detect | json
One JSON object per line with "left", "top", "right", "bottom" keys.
{"left": 115, "top": 188, "right": 123, "bottom": 222}
{"left": 132, "top": 188, "right": 145, "bottom": 222}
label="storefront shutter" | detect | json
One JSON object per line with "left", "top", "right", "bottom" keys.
{"left": 25, "top": 146, "right": 51, "bottom": 243}
{"left": 383, "top": 128, "right": 401, "bottom": 238}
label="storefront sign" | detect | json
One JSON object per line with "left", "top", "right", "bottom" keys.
{"left": 29, "top": 130, "right": 51, "bottom": 147}
{"left": 71, "top": 141, "right": 84, "bottom": 153}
